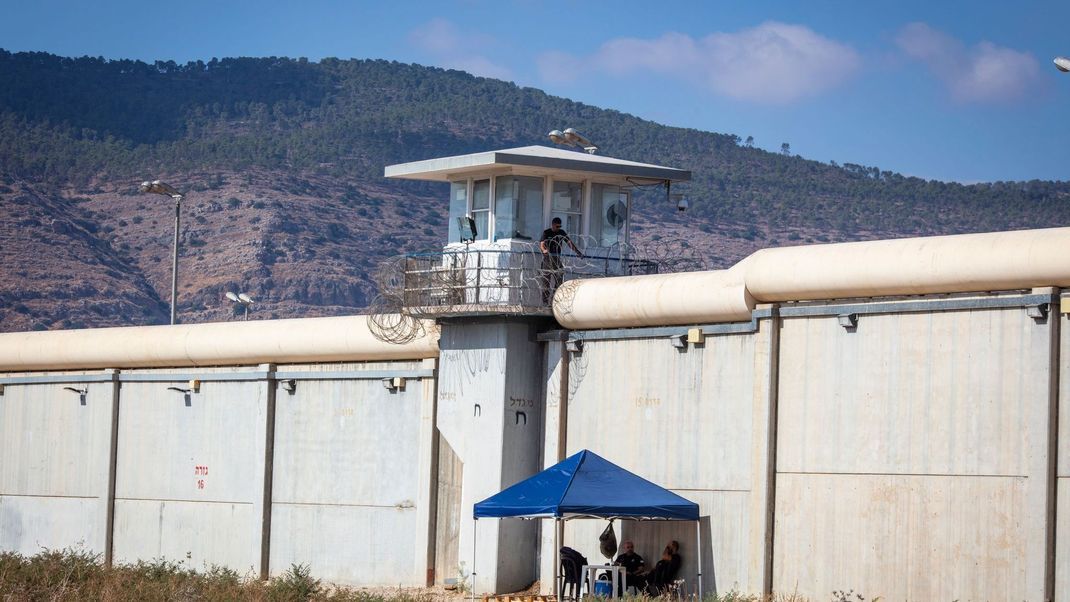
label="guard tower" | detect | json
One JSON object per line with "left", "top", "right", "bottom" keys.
{"left": 385, "top": 145, "right": 691, "bottom": 316}
{"left": 383, "top": 146, "right": 690, "bottom": 593}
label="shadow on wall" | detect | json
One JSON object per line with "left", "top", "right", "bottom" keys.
{"left": 621, "top": 515, "right": 715, "bottom": 596}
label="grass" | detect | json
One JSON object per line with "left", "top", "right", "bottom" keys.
{"left": 0, "top": 548, "right": 438, "bottom": 602}
{"left": 0, "top": 549, "right": 841, "bottom": 602}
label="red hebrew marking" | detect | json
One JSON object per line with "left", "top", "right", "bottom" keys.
{"left": 194, "top": 465, "right": 209, "bottom": 476}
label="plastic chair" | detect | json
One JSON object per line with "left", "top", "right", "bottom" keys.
{"left": 559, "top": 554, "right": 585, "bottom": 600}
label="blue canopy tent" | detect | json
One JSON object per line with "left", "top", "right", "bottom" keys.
{"left": 472, "top": 450, "right": 702, "bottom": 599}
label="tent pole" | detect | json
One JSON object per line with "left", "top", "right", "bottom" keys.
{"left": 695, "top": 519, "right": 703, "bottom": 600}
{"left": 554, "top": 517, "right": 561, "bottom": 600}
{"left": 472, "top": 518, "right": 478, "bottom": 602}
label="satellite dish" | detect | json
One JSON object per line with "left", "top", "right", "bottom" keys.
{"left": 225, "top": 292, "right": 239, "bottom": 302}
{"left": 238, "top": 293, "right": 253, "bottom": 304}
{"left": 606, "top": 201, "right": 628, "bottom": 229}
{"left": 1056, "top": 57, "right": 1070, "bottom": 72}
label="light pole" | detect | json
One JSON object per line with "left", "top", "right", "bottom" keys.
{"left": 139, "top": 179, "right": 183, "bottom": 325}
{"left": 225, "top": 291, "right": 254, "bottom": 320}
{"left": 1055, "top": 57, "right": 1070, "bottom": 72}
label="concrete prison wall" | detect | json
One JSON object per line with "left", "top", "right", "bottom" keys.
{"left": 771, "top": 297, "right": 1056, "bottom": 600}
{"left": 546, "top": 289, "right": 1066, "bottom": 601}
{"left": 539, "top": 312, "right": 775, "bottom": 594}
{"left": 0, "top": 359, "right": 438, "bottom": 587}
{"left": 5, "top": 227, "right": 1070, "bottom": 598}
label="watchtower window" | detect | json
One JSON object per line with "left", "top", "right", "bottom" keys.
{"left": 494, "top": 175, "right": 543, "bottom": 241}
{"left": 590, "top": 183, "right": 628, "bottom": 247}
{"left": 448, "top": 181, "right": 468, "bottom": 243}
{"left": 552, "top": 181, "right": 583, "bottom": 238}
{"left": 471, "top": 179, "right": 491, "bottom": 241}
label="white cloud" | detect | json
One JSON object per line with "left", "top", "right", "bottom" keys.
{"left": 895, "top": 22, "right": 1042, "bottom": 104}
{"left": 409, "top": 18, "right": 513, "bottom": 81}
{"left": 536, "top": 22, "right": 861, "bottom": 105}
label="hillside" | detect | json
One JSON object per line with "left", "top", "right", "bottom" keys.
{"left": 2, "top": 50, "right": 1069, "bottom": 332}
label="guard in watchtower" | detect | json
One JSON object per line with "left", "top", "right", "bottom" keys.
{"left": 539, "top": 217, "right": 583, "bottom": 304}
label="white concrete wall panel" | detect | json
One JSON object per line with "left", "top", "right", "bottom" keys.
{"left": 269, "top": 362, "right": 427, "bottom": 585}
{"left": 112, "top": 499, "right": 260, "bottom": 573}
{"left": 112, "top": 369, "right": 267, "bottom": 572}
{"left": 567, "top": 336, "right": 756, "bottom": 490}
{"left": 774, "top": 309, "right": 1054, "bottom": 601}
{"left": 0, "top": 375, "right": 114, "bottom": 555}
{"left": 775, "top": 473, "right": 1025, "bottom": 600}
{"left": 563, "top": 333, "right": 760, "bottom": 594}
{"left": 270, "top": 504, "right": 417, "bottom": 586}
{"left": 1056, "top": 479, "right": 1070, "bottom": 602}
{"left": 0, "top": 497, "right": 104, "bottom": 557}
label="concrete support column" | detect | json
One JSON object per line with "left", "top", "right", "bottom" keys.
{"left": 1056, "top": 290, "right": 1070, "bottom": 601}
{"left": 416, "top": 358, "right": 440, "bottom": 585}
{"left": 103, "top": 369, "right": 120, "bottom": 566}
{"left": 436, "top": 318, "right": 547, "bottom": 594}
{"left": 258, "top": 363, "right": 277, "bottom": 580}
{"left": 747, "top": 306, "right": 780, "bottom": 595}
{"left": 538, "top": 334, "right": 568, "bottom": 595}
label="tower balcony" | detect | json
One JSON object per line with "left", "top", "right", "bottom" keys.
{"left": 387, "top": 245, "right": 656, "bottom": 318}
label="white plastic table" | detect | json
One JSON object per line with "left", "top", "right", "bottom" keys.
{"left": 581, "top": 564, "right": 623, "bottom": 599}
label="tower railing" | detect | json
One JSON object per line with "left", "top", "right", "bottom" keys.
{"left": 391, "top": 244, "right": 657, "bottom": 317}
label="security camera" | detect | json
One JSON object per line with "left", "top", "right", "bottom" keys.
{"left": 676, "top": 197, "right": 689, "bottom": 212}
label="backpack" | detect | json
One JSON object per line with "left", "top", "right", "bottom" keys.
{"left": 598, "top": 520, "right": 617, "bottom": 559}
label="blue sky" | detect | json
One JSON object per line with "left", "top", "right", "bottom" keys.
{"left": 2, "top": 0, "right": 1068, "bottom": 183}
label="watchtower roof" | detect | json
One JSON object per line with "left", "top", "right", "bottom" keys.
{"left": 384, "top": 145, "right": 691, "bottom": 183}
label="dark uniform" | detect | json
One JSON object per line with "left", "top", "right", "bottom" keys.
{"left": 540, "top": 227, "right": 573, "bottom": 304}
{"left": 614, "top": 551, "right": 646, "bottom": 590}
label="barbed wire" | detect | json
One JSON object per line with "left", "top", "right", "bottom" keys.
{"left": 367, "top": 235, "right": 708, "bottom": 343}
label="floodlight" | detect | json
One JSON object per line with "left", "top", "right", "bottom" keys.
{"left": 63, "top": 386, "right": 88, "bottom": 405}
{"left": 1055, "top": 57, "right": 1070, "bottom": 72}
{"left": 548, "top": 127, "right": 599, "bottom": 154}
{"left": 168, "top": 385, "right": 193, "bottom": 406}
{"left": 139, "top": 180, "right": 182, "bottom": 198}
{"left": 563, "top": 128, "right": 592, "bottom": 148}
{"left": 226, "top": 290, "right": 254, "bottom": 320}
{"left": 458, "top": 216, "right": 477, "bottom": 243}
{"left": 837, "top": 313, "right": 858, "bottom": 329}
{"left": 1026, "top": 304, "right": 1048, "bottom": 321}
